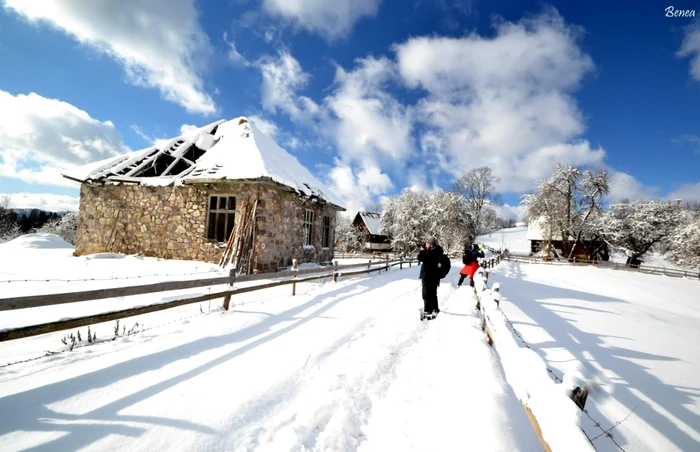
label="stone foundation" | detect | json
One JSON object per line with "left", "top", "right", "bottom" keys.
{"left": 75, "top": 181, "right": 340, "bottom": 270}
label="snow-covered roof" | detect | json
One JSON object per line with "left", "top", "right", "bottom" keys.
{"left": 526, "top": 220, "right": 545, "bottom": 241}
{"left": 357, "top": 212, "right": 383, "bottom": 235}
{"left": 62, "top": 118, "right": 345, "bottom": 209}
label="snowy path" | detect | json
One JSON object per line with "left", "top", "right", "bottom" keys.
{"left": 0, "top": 265, "right": 540, "bottom": 451}
{"left": 488, "top": 261, "right": 700, "bottom": 452}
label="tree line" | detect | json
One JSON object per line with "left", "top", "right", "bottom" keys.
{"left": 335, "top": 167, "right": 505, "bottom": 256}
{"left": 522, "top": 164, "right": 699, "bottom": 268}
{"left": 334, "top": 164, "right": 700, "bottom": 270}
{"left": 0, "top": 195, "right": 78, "bottom": 245}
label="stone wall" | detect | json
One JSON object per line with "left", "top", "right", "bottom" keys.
{"left": 75, "top": 181, "right": 340, "bottom": 269}
{"left": 252, "top": 185, "right": 338, "bottom": 271}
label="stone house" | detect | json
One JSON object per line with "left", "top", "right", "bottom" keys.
{"left": 62, "top": 118, "right": 345, "bottom": 272}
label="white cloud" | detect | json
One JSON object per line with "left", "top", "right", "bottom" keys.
{"left": 607, "top": 171, "right": 659, "bottom": 202}
{"left": 667, "top": 182, "right": 700, "bottom": 202}
{"left": 223, "top": 31, "right": 249, "bottom": 66}
{"left": 327, "top": 161, "right": 394, "bottom": 213}
{"left": 257, "top": 51, "right": 321, "bottom": 125}
{"left": 3, "top": 0, "right": 216, "bottom": 114}
{"left": 255, "top": 52, "right": 411, "bottom": 204}
{"left": 326, "top": 56, "right": 414, "bottom": 169}
{"left": 673, "top": 133, "right": 700, "bottom": 153}
{"left": 394, "top": 8, "right": 599, "bottom": 192}
{"left": 0, "top": 192, "right": 79, "bottom": 211}
{"left": 0, "top": 90, "right": 128, "bottom": 187}
{"left": 492, "top": 203, "right": 526, "bottom": 221}
{"left": 248, "top": 115, "right": 279, "bottom": 138}
{"left": 262, "top": 0, "right": 381, "bottom": 40}
{"left": 678, "top": 23, "right": 700, "bottom": 82}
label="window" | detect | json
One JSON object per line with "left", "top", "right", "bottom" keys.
{"left": 207, "top": 196, "right": 236, "bottom": 242}
{"left": 304, "top": 209, "right": 314, "bottom": 245}
{"left": 322, "top": 216, "right": 331, "bottom": 248}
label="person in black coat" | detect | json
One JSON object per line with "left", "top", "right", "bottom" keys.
{"left": 417, "top": 237, "right": 444, "bottom": 318}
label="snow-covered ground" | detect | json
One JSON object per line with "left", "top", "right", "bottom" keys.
{"left": 488, "top": 261, "right": 700, "bottom": 452}
{"left": 0, "top": 237, "right": 542, "bottom": 451}
{"left": 477, "top": 227, "right": 695, "bottom": 272}
{"left": 477, "top": 227, "right": 531, "bottom": 255}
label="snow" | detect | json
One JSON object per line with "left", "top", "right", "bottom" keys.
{"left": 1, "top": 233, "right": 73, "bottom": 250}
{"left": 358, "top": 212, "right": 382, "bottom": 235}
{"left": 62, "top": 118, "right": 344, "bottom": 209}
{"left": 477, "top": 227, "right": 531, "bottom": 255}
{"left": 0, "top": 252, "right": 542, "bottom": 452}
{"left": 485, "top": 261, "right": 700, "bottom": 452}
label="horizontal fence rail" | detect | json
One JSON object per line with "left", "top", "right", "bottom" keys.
{"left": 480, "top": 244, "right": 699, "bottom": 280}
{"left": 0, "top": 257, "right": 419, "bottom": 342}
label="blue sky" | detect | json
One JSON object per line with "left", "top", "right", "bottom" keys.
{"left": 0, "top": 0, "right": 698, "bottom": 217}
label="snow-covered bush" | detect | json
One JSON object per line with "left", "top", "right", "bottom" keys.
{"left": 35, "top": 211, "right": 78, "bottom": 245}
{"left": 596, "top": 200, "right": 682, "bottom": 265}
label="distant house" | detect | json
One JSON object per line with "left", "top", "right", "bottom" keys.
{"left": 527, "top": 219, "right": 608, "bottom": 260}
{"left": 352, "top": 212, "right": 391, "bottom": 252}
{"left": 62, "top": 117, "right": 345, "bottom": 272}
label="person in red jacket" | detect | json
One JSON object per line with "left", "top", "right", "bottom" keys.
{"left": 458, "top": 244, "right": 484, "bottom": 287}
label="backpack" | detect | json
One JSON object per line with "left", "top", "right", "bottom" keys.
{"left": 462, "top": 251, "right": 475, "bottom": 265}
{"left": 437, "top": 254, "right": 451, "bottom": 279}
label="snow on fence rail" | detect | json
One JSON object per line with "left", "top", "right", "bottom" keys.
{"left": 472, "top": 252, "right": 595, "bottom": 452}
{"left": 0, "top": 257, "right": 418, "bottom": 342}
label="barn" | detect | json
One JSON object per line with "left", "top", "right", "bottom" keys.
{"left": 527, "top": 219, "right": 608, "bottom": 261}
{"left": 352, "top": 212, "right": 391, "bottom": 252}
{"left": 62, "top": 117, "right": 345, "bottom": 273}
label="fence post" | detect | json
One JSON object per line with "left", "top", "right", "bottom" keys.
{"left": 573, "top": 257, "right": 576, "bottom": 266}
{"left": 385, "top": 254, "right": 389, "bottom": 272}
{"left": 292, "top": 259, "right": 298, "bottom": 296}
{"left": 400, "top": 257, "right": 403, "bottom": 270}
{"left": 333, "top": 260, "right": 339, "bottom": 283}
{"left": 222, "top": 268, "right": 236, "bottom": 311}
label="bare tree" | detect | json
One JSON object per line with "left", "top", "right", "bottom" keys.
{"left": 453, "top": 167, "right": 501, "bottom": 235}
{"left": 366, "top": 199, "right": 383, "bottom": 213}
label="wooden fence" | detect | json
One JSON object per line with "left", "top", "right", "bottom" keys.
{"left": 480, "top": 245, "right": 700, "bottom": 280}
{"left": 0, "top": 257, "right": 418, "bottom": 342}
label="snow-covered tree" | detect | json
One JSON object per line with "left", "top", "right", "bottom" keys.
{"left": 429, "top": 191, "right": 472, "bottom": 254}
{"left": 595, "top": 200, "right": 682, "bottom": 265}
{"left": 453, "top": 167, "right": 501, "bottom": 235}
{"left": 381, "top": 189, "right": 473, "bottom": 255}
{"left": 35, "top": 211, "right": 78, "bottom": 245}
{"left": 334, "top": 214, "right": 362, "bottom": 253}
{"left": 668, "top": 210, "right": 700, "bottom": 270}
{"left": 0, "top": 195, "right": 21, "bottom": 244}
{"left": 522, "top": 164, "right": 609, "bottom": 259}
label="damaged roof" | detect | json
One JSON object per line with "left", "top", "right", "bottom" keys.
{"left": 62, "top": 117, "right": 345, "bottom": 210}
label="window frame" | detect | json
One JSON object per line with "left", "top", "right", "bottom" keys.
{"left": 206, "top": 195, "right": 236, "bottom": 243}
{"left": 322, "top": 215, "right": 331, "bottom": 248}
{"left": 303, "top": 209, "right": 314, "bottom": 246}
